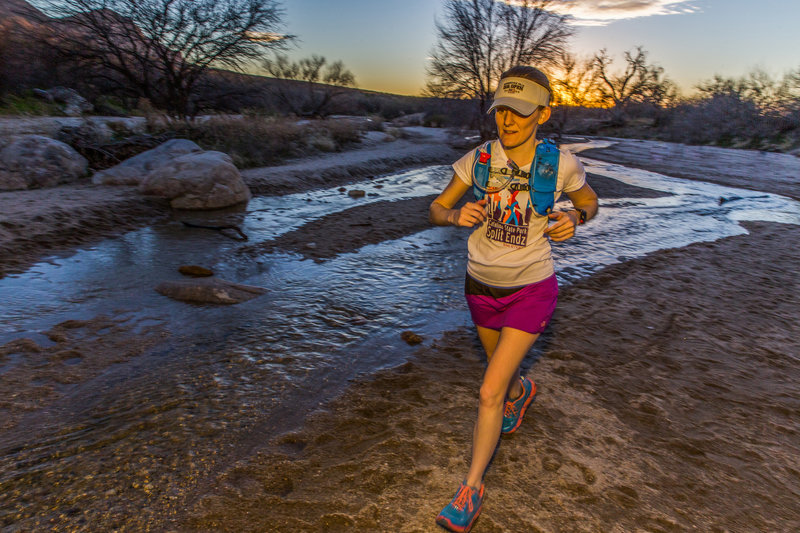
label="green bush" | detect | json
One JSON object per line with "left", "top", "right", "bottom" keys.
{"left": 0, "top": 91, "right": 63, "bottom": 116}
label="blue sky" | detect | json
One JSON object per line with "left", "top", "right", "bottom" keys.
{"left": 278, "top": 0, "right": 799, "bottom": 96}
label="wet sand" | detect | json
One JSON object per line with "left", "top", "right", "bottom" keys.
{"left": 2, "top": 135, "right": 799, "bottom": 531}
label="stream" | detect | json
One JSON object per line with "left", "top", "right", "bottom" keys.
{"left": 1, "top": 142, "right": 799, "bottom": 529}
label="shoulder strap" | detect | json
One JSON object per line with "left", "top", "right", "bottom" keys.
{"left": 472, "top": 141, "right": 491, "bottom": 201}
{"left": 529, "top": 138, "right": 560, "bottom": 216}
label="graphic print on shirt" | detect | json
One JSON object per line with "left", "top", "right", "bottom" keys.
{"left": 484, "top": 168, "right": 533, "bottom": 248}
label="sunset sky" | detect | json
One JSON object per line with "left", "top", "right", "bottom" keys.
{"left": 279, "top": 0, "right": 799, "bottom": 96}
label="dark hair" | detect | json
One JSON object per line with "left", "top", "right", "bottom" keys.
{"left": 500, "top": 66, "right": 551, "bottom": 94}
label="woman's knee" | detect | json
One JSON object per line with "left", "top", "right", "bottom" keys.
{"left": 478, "top": 382, "right": 506, "bottom": 409}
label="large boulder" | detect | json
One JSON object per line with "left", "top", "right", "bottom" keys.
{"left": 92, "top": 138, "right": 202, "bottom": 186}
{"left": 0, "top": 135, "right": 88, "bottom": 191}
{"left": 139, "top": 150, "right": 251, "bottom": 209}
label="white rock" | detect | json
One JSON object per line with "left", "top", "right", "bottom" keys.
{"left": 92, "top": 138, "right": 202, "bottom": 186}
{"left": 0, "top": 135, "right": 88, "bottom": 191}
{"left": 139, "top": 150, "right": 251, "bottom": 209}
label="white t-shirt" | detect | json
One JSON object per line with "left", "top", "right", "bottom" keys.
{"left": 452, "top": 139, "right": 586, "bottom": 287}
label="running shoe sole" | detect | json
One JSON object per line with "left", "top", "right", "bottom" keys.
{"left": 436, "top": 507, "right": 482, "bottom": 533}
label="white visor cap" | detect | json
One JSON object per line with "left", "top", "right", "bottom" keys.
{"left": 487, "top": 77, "right": 550, "bottom": 116}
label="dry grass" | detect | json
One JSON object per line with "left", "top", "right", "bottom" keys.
{"left": 145, "top": 115, "right": 365, "bottom": 168}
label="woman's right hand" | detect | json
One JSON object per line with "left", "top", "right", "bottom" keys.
{"left": 451, "top": 199, "right": 488, "bottom": 227}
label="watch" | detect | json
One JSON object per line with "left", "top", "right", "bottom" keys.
{"left": 574, "top": 208, "right": 587, "bottom": 225}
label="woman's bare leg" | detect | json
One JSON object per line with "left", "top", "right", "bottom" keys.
{"left": 476, "top": 326, "right": 524, "bottom": 403}
{"left": 466, "top": 327, "right": 539, "bottom": 488}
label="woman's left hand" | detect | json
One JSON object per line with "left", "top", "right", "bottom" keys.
{"left": 543, "top": 211, "right": 578, "bottom": 242}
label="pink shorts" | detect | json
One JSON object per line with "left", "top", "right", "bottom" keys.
{"left": 465, "top": 274, "right": 558, "bottom": 334}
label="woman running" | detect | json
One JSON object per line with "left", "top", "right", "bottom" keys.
{"left": 429, "top": 65, "right": 599, "bottom": 532}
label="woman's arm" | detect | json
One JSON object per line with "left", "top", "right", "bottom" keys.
{"left": 429, "top": 173, "right": 488, "bottom": 227}
{"left": 543, "top": 182, "right": 599, "bottom": 242}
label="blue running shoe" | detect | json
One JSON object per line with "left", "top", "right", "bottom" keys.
{"left": 436, "top": 481, "right": 484, "bottom": 532}
{"left": 502, "top": 376, "right": 536, "bottom": 435}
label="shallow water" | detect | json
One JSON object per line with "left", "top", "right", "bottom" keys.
{"left": 1, "top": 143, "right": 799, "bottom": 528}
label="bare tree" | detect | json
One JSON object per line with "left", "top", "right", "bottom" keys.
{"left": 28, "top": 0, "right": 291, "bottom": 117}
{"left": 262, "top": 53, "right": 356, "bottom": 117}
{"left": 777, "top": 68, "right": 800, "bottom": 118}
{"left": 694, "top": 68, "right": 800, "bottom": 138}
{"left": 549, "top": 50, "right": 601, "bottom": 134}
{"left": 593, "top": 46, "right": 676, "bottom": 125}
{"left": 698, "top": 68, "right": 800, "bottom": 117}
{"left": 426, "top": 0, "right": 572, "bottom": 138}
{"left": 552, "top": 52, "right": 599, "bottom": 106}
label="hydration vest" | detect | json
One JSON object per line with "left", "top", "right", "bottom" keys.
{"left": 472, "top": 139, "right": 560, "bottom": 217}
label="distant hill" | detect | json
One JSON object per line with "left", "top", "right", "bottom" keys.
{"left": 0, "top": 0, "right": 472, "bottom": 124}
{"left": 0, "top": 0, "right": 55, "bottom": 92}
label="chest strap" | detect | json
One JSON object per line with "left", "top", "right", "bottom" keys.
{"left": 472, "top": 139, "right": 560, "bottom": 216}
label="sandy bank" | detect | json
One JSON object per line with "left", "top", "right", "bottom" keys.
{"left": 0, "top": 185, "right": 166, "bottom": 277}
{"left": 241, "top": 127, "right": 461, "bottom": 196}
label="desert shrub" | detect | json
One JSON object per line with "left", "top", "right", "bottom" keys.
{"left": 363, "top": 95, "right": 420, "bottom": 120}
{"left": 145, "top": 115, "right": 364, "bottom": 168}
{"left": 93, "top": 95, "right": 131, "bottom": 117}
{"left": 318, "top": 119, "right": 363, "bottom": 149}
{"left": 147, "top": 115, "right": 306, "bottom": 167}
{"left": 553, "top": 96, "right": 799, "bottom": 151}
{"left": 103, "top": 118, "right": 143, "bottom": 138}
{"left": 664, "top": 95, "right": 773, "bottom": 147}
{"left": 309, "top": 135, "right": 336, "bottom": 152}
{"left": 424, "top": 114, "right": 447, "bottom": 127}
{"left": 382, "top": 127, "right": 410, "bottom": 141}
{"left": 363, "top": 115, "right": 385, "bottom": 131}
{"left": 654, "top": 69, "right": 800, "bottom": 149}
